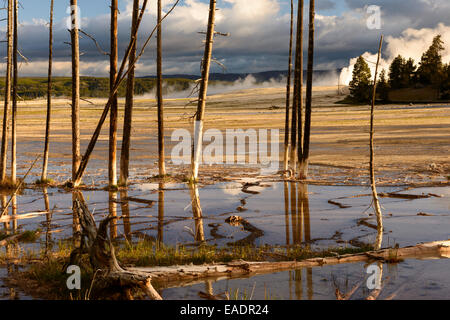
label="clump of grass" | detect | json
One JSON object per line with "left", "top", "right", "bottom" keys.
{"left": 62, "top": 181, "right": 74, "bottom": 188}
{"left": 0, "top": 232, "right": 8, "bottom": 241}
{"left": 25, "top": 256, "right": 94, "bottom": 299}
{"left": 35, "top": 178, "right": 54, "bottom": 185}
{"left": 104, "top": 184, "right": 119, "bottom": 192}
{"left": 17, "top": 229, "right": 41, "bottom": 243}
{"left": 228, "top": 285, "right": 255, "bottom": 300}
{"left": 116, "top": 241, "right": 373, "bottom": 267}
{"left": 0, "top": 177, "right": 22, "bottom": 190}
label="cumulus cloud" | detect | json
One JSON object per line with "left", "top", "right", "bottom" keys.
{"left": 340, "top": 23, "right": 450, "bottom": 85}
{"left": 1, "top": 0, "right": 450, "bottom": 77}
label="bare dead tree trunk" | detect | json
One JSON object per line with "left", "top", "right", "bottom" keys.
{"left": 283, "top": 0, "right": 294, "bottom": 174}
{"left": 0, "top": 0, "right": 13, "bottom": 183}
{"left": 109, "top": 0, "right": 118, "bottom": 187}
{"left": 290, "top": 0, "right": 304, "bottom": 173}
{"left": 72, "top": 0, "right": 177, "bottom": 187}
{"left": 119, "top": 0, "right": 139, "bottom": 186}
{"left": 191, "top": 0, "right": 216, "bottom": 181}
{"left": 70, "top": 0, "right": 81, "bottom": 182}
{"left": 11, "top": 0, "right": 18, "bottom": 186}
{"left": 41, "top": 0, "right": 54, "bottom": 182}
{"left": 298, "top": 0, "right": 314, "bottom": 180}
{"left": 157, "top": 0, "right": 166, "bottom": 177}
{"left": 370, "top": 36, "right": 384, "bottom": 250}
{"left": 188, "top": 183, "right": 205, "bottom": 242}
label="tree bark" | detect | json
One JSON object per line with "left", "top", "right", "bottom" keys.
{"left": 0, "top": 0, "right": 13, "bottom": 183}
{"left": 119, "top": 0, "right": 139, "bottom": 186}
{"left": 11, "top": 0, "right": 18, "bottom": 185}
{"left": 109, "top": 0, "right": 118, "bottom": 187}
{"left": 70, "top": 0, "right": 81, "bottom": 181}
{"left": 298, "top": 0, "right": 314, "bottom": 179}
{"left": 283, "top": 0, "right": 294, "bottom": 174}
{"left": 290, "top": 0, "right": 304, "bottom": 173}
{"left": 370, "top": 36, "right": 384, "bottom": 250}
{"left": 41, "top": 0, "right": 54, "bottom": 182}
{"left": 157, "top": 0, "right": 166, "bottom": 177}
{"left": 191, "top": 0, "right": 216, "bottom": 181}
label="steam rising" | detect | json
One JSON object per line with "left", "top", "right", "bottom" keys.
{"left": 140, "top": 71, "right": 341, "bottom": 100}
{"left": 340, "top": 23, "right": 450, "bottom": 85}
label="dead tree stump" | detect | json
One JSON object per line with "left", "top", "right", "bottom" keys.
{"left": 70, "top": 194, "right": 162, "bottom": 300}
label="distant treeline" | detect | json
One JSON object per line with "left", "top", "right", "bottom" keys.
{"left": 349, "top": 35, "right": 450, "bottom": 103}
{"left": 0, "top": 77, "right": 194, "bottom": 99}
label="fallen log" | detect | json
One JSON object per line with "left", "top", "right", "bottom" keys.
{"left": 128, "top": 239, "right": 450, "bottom": 289}
{"left": 122, "top": 197, "right": 155, "bottom": 207}
{"left": 378, "top": 192, "right": 439, "bottom": 200}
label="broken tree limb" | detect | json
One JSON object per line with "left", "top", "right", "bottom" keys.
{"left": 128, "top": 240, "right": 450, "bottom": 289}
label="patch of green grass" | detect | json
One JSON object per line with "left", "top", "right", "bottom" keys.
{"left": 26, "top": 257, "right": 94, "bottom": 299}
{"left": 35, "top": 178, "right": 54, "bottom": 185}
{"left": 0, "top": 177, "right": 22, "bottom": 190}
{"left": 116, "top": 241, "right": 373, "bottom": 267}
{"left": 17, "top": 229, "right": 41, "bottom": 243}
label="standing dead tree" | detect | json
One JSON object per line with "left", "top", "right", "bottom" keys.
{"left": 283, "top": 0, "right": 294, "bottom": 175}
{"left": 190, "top": 0, "right": 217, "bottom": 181}
{"left": 71, "top": 0, "right": 179, "bottom": 188}
{"left": 41, "top": 0, "right": 54, "bottom": 183}
{"left": 0, "top": 0, "right": 13, "bottom": 184}
{"left": 109, "top": 0, "right": 118, "bottom": 187}
{"left": 370, "top": 36, "right": 384, "bottom": 250}
{"left": 70, "top": 0, "right": 81, "bottom": 182}
{"left": 289, "top": 0, "right": 304, "bottom": 174}
{"left": 11, "top": 0, "right": 18, "bottom": 186}
{"left": 298, "top": 0, "right": 314, "bottom": 179}
{"left": 156, "top": 0, "right": 166, "bottom": 177}
{"left": 119, "top": 0, "right": 139, "bottom": 186}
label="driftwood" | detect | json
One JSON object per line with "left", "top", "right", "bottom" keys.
{"left": 129, "top": 240, "right": 450, "bottom": 289}
{"left": 69, "top": 194, "right": 162, "bottom": 300}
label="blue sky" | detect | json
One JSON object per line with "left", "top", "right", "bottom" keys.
{"left": 2, "top": 0, "right": 449, "bottom": 77}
